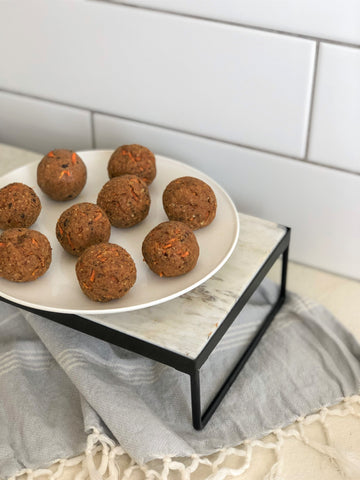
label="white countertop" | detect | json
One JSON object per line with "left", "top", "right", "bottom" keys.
{"left": 1, "top": 144, "right": 359, "bottom": 480}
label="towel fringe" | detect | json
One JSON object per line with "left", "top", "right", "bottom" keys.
{"left": 6, "top": 394, "right": 360, "bottom": 480}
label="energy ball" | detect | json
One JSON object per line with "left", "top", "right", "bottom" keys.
{"left": 162, "top": 176, "right": 217, "bottom": 230}
{"left": 76, "top": 243, "right": 137, "bottom": 302}
{"left": 0, "top": 182, "right": 41, "bottom": 229}
{"left": 142, "top": 221, "right": 199, "bottom": 277}
{"left": 56, "top": 202, "right": 111, "bottom": 256}
{"left": 37, "top": 149, "right": 87, "bottom": 201}
{"left": 107, "top": 144, "right": 156, "bottom": 185}
{"left": 0, "top": 228, "right": 52, "bottom": 282}
{"left": 97, "top": 175, "right": 150, "bottom": 228}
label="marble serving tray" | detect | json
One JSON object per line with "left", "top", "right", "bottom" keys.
{"left": 83, "top": 213, "right": 287, "bottom": 360}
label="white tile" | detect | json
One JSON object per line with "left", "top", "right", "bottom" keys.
{"left": 308, "top": 44, "right": 360, "bottom": 173}
{"left": 0, "top": 91, "right": 92, "bottom": 154}
{"left": 0, "top": 0, "right": 315, "bottom": 157}
{"left": 112, "top": 0, "right": 360, "bottom": 45}
{"left": 94, "top": 113, "right": 360, "bottom": 280}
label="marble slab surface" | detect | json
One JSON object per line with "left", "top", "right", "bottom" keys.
{"left": 84, "top": 214, "right": 286, "bottom": 359}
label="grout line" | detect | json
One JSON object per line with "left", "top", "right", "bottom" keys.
{"left": 90, "top": 112, "right": 96, "bottom": 149}
{"left": 290, "top": 158, "right": 359, "bottom": 176}
{"left": 0, "top": 87, "right": 90, "bottom": 113}
{"left": 304, "top": 41, "right": 320, "bottom": 160}
{"left": 1, "top": 87, "right": 359, "bottom": 177}
{"left": 89, "top": 0, "right": 360, "bottom": 50}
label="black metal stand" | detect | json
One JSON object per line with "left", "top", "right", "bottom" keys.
{"left": 190, "top": 240, "right": 289, "bottom": 429}
{"left": 0, "top": 227, "right": 290, "bottom": 430}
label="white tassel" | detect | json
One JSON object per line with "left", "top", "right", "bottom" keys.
{"left": 301, "top": 439, "right": 360, "bottom": 479}
{"left": 297, "top": 403, "right": 360, "bottom": 479}
{"left": 6, "top": 397, "right": 360, "bottom": 480}
{"left": 336, "top": 449, "right": 360, "bottom": 479}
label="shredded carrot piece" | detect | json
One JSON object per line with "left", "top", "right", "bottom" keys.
{"left": 181, "top": 251, "right": 189, "bottom": 258}
{"left": 90, "top": 270, "right": 95, "bottom": 282}
{"left": 48, "top": 151, "right": 55, "bottom": 157}
{"left": 66, "top": 233, "right": 74, "bottom": 249}
{"left": 0, "top": 242, "right": 6, "bottom": 247}
{"left": 31, "top": 238, "right": 38, "bottom": 246}
{"left": 94, "top": 213, "right": 102, "bottom": 221}
{"left": 129, "top": 187, "right": 138, "bottom": 200}
{"left": 58, "top": 226, "right": 63, "bottom": 236}
{"left": 59, "top": 170, "right": 70, "bottom": 179}
{"left": 163, "top": 243, "right": 173, "bottom": 249}
{"left": 159, "top": 272, "right": 164, "bottom": 277}
{"left": 71, "top": 152, "right": 77, "bottom": 164}
{"left": 122, "top": 150, "right": 136, "bottom": 162}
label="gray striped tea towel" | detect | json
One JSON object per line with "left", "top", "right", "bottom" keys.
{"left": 0, "top": 279, "right": 360, "bottom": 478}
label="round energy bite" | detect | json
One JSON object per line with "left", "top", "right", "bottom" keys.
{"left": 0, "top": 228, "right": 52, "bottom": 282}
{"left": 56, "top": 202, "right": 111, "bottom": 256}
{"left": 0, "top": 182, "right": 41, "bottom": 229}
{"left": 107, "top": 144, "right": 156, "bottom": 185}
{"left": 76, "top": 243, "right": 136, "bottom": 302}
{"left": 97, "top": 175, "right": 150, "bottom": 228}
{"left": 37, "top": 149, "right": 87, "bottom": 201}
{"left": 162, "top": 176, "right": 217, "bottom": 230}
{"left": 142, "top": 221, "right": 199, "bottom": 277}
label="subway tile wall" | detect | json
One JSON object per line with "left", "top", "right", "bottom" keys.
{"left": 0, "top": 0, "right": 359, "bottom": 279}
{"left": 0, "top": 0, "right": 316, "bottom": 157}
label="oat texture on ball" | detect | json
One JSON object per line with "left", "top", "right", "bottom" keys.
{"left": 0, "top": 228, "right": 52, "bottom": 282}
{"left": 142, "top": 221, "right": 199, "bottom": 277}
{"left": 97, "top": 175, "right": 150, "bottom": 228}
{"left": 107, "top": 144, "right": 156, "bottom": 185}
{"left": 56, "top": 202, "right": 111, "bottom": 256}
{"left": 163, "top": 176, "right": 217, "bottom": 230}
{"left": 76, "top": 243, "right": 137, "bottom": 302}
{"left": 37, "top": 149, "right": 87, "bottom": 201}
{"left": 0, "top": 182, "right": 41, "bottom": 230}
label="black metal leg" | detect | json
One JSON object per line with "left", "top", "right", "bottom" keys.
{"left": 190, "top": 245, "right": 289, "bottom": 430}
{"left": 190, "top": 370, "right": 202, "bottom": 430}
{"left": 280, "top": 244, "right": 289, "bottom": 298}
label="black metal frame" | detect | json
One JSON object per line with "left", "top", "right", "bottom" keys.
{"left": 190, "top": 228, "right": 290, "bottom": 429}
{"left": 0, "top": 227, "right": 290, "bottom": 430}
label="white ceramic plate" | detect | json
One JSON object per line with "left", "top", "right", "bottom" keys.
{"left": 0, "top": 150, "right": 239, "bottom": 314}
